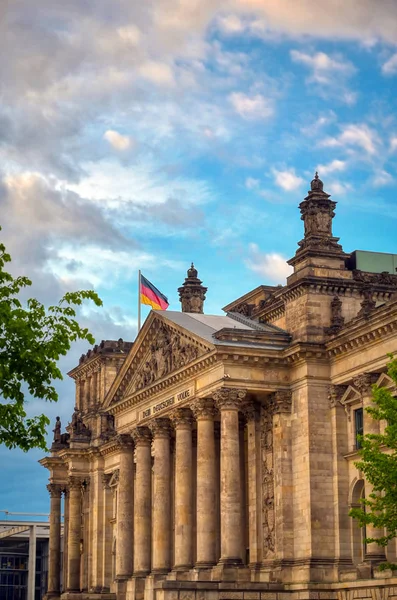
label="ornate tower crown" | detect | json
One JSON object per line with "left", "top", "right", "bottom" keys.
{"left": 288, "top": 173, "right": 348, "bottom": 270}
{"left": 178, "top": 263, "right": 207, "bottom": 314}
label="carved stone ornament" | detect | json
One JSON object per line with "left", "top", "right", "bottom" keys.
{"left": 328, "top": 384, "right": 348, "bottom": 408}
{"left": 353, "top": 372, "right": 380, "bottom": 395}
{"left": 134, "top": 322, "right": 203, "bottom": 392}
{"left": 178, "top": 263, "right": 207, "bottom": 313}
{"left": 353, "top": 270, "right": 397, "bottom": 288}
{"left": 170, "top": 407, "right": 193, "bottom": 428}
{"left": 149, "top": 417, "right": 172, "bottom": 439}
{"left": 270, "top": 390, "right": 292, "bottom": 414}
{"left": 101, "top": 473, "right": 112, "bottom": 489}
{"left": 131, "top": 426, "right": 152, "bottom": 447}
{"left": 358, "top": 286, "right": 376, "bottom": 319}
{"left": 52, "top": 416, "right": 61, "bottom": 443}
{"left": 325, "top": 296, "right": 345, "bottom": 336}
{"left": 261, "top": 401, "right": 275, "bottom": 558}
{"left": 190, "top": 398, "right": 217, "bottom": 420}
{"left": 69, "top": 406, "right": 91, "bottom": 439}
{"left": 116, "top": 433, "right": 134, "bottom": 450}
{"left": 241, "top": 400, "right": 257, "bottom": 422}
{"left": 233, "top": 302, "right": 255, "bottom": 318}
{"left": 47, "top": 483, "right": 62, "bottom": 498}
{"left": 213, "top": 387, "right": 247, "bottom": 410}
{"left": 68, "top": 476, "right": 85, "bottom": 491}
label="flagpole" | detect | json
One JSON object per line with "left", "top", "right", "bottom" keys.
{"left": 138, "top": 269, "right": 141, "bottom": 332}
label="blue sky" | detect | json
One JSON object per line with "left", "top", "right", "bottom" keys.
{"left": 0, "top": 0, "right": 397, "bottom": 516}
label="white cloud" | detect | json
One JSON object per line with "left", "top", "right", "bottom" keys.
{"left": 390, "top": 137, "right": 397, "bottom": 152}
{"left": 272, "top": 168, "right": 303, "bottom": 191}
{"left": 320, "top": 124, "right": 379, "bottom": 155}
{"left": 138, "top": 61, "right": 175, "bottom": 86}
{"left": 382, "top": 53, "right": 397, "bottom": 75}
{"left": 290, "top": 50, "right": 355, "bottom": 84}
{"left": 316, "top": 159, "right": 346, "bottom": 175}
{"left": 104, "top": 130, "right": 133, "bottom": 151}
{"left": 372, "top": 170, "right": 393, "bottom": 187}
{"left": 229, "top": 92, "right": 274, "bottom": 120}
{"left": 246, "top": 244, "right": 292, "bottom": 284}
{"left": 217, "top": 14, "right": 245, "bottom": 34}
{"left": 245, "top": 177, "right": 260, "bottom": 190}
{"left": 327, "top": 181, "right": 352, "bottom": 195}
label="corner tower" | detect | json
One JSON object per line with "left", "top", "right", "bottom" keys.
{"left": 178, "top": 263, "right": 207, "bottom": 313}
{"left": 288, "top": 172, "right": 348, "bottom": 275}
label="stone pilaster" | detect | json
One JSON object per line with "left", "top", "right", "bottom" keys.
{"left": 191, "top": 399, "right": 217, "bottom": 568}
{"left": 132, "top": 426, "right": 152, "bottom": 576}
{"left": 271, "top": 391, "right": 294, "bottom": 568}
{"left": 101, "top": 474, "right": 112, "bottom": 592}
{"left": 115, "top": 434, "right": 135, "bottom": 580}
{"left": 241, "top": 401, "right": 260, "bottom": 568}
{"left": 150, "top": 418, "right": 172, "bottom": 574}
{"left": 67, "top": 476, "right": 83, "bottom": 592}
{"left": 214, "top": 388, "right": 247, "bottom": 565}
{"left": 353, "top": 372, "right": 385, "bottom": 564}
{"left": 46, "top": 484, "right": 62, "bottom": 598}
{"left": 170, "top": 408, "right": 194, "bottom": 570}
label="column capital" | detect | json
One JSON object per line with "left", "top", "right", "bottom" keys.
{"left": 170, "top": 407, "right": 193, "bottom": 428}
{"left": 241, "top": 400, "right": 257, "bottom": 422}
{"left": 270, "top": 390, "right": 292, "bottom": 414}
{"left": 116, "top": 433, "right": 134, "bottom": 449}
{"left": 191, "top": 398, "right": 217, "bottom": 420}
{"left": 131, "top": 426, "right": 152, "bottom": 447}
{"left": 150, "top": 417, "right": 172, "bottom": 438}
{"left": 47, "top": 483, "right": 62, "bottom": 498}
{"left": 213, "top": 387, "right": 247, "bottom": 410}
{"left": 328, "top": 384, "right": 347, "bottom": 408}
{"left": 68, "top": 475, "right": 85, "bottom": 490}
{"left": 353, "top": 372, "right": 380, "bottom": 395}
{"left": 101, "top": 473, "right": 112, "bottom": 489}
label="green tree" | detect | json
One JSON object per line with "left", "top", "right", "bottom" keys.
{"left": 350, "top": 356, "right": 397, "bottom": 570}
{"left": 0, "top": 231, "right": 102, "bottom": 452}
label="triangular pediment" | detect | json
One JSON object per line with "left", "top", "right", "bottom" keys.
{"left": 375, "top": 372, "right": 396, "bottom": 392}
{"left": 340, "top": 385, "right": 361, "bottom": 405}
{"left": 104, "top": 312, "right": 214, "bottom": 408}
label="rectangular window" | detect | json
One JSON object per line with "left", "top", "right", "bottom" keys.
{"left": 355, "top": 407, "right": 364, "bottom": 449}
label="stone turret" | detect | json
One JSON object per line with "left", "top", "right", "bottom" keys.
{"left": 178, "top": 263, "right": 207, "bottom": 313}
{"left": 288, "top": 172, "right": 348, "bottom": 272}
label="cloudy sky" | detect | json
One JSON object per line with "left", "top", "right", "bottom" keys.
{"left": 1, "top": 0, "right": 397, "bottom": 517}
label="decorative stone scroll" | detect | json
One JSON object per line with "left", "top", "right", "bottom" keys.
{"left": 134, "top": 323, "right": 203, "bottom": 392}
{"left": 68, "top": 476, "right": 85, "bottom": 491}
{"left": 261, "top": 401, "right": 275, "bottom": 558}
{"left": 213, "top": 387, "right": 247, "bottom": 410}
{"left": 325, "top": 296, "right": 345, "bottom": 336}
{"left": 116, "top": 433, "right": 134, "bottom": 450}
{"left": 101, "top": 473, "right": 112, "bottom": 489}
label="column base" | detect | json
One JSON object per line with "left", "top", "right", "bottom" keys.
{"left": 133, "top": 571, "right": 151, "bottom": 577}
{"left": 151, "top": 568, "right": 170, "bottom": 575}
{"left": 195, "top": 561, "right": 216, "bottom": 569}
{"left": 218, "top": 557, "right": 243, "bottom": 566}
{"left": 173, "top": 564, "right": 193, "bottom": 571}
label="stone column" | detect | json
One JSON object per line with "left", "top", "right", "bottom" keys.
{"left": 191, "top": 399, "right": 217, "bottom": 567}
{"left": 46, "top": 484, "right": 62, "bottom": 597}
{"left": 170, "top": 408, "right": 193, "bottom": 570}
{"left": 132, "top": 426, "right": 152, "bottom": 576}
{"left": 150, "top": 418, "right": 172, "bottom": 574}
{"left": 67, "top": 476, "right": 83, "bottom": 592}
{"left": 353, "top": 372, "right": 385, "bottom": 563}
{"left": 214, "top": 388, "right": 247, "bottom": 565}
{"left": 101, "top": 474, "right": 113, "bottom": 592}
{"left": 115, "top": 434, "right": 135, "bottom": 580}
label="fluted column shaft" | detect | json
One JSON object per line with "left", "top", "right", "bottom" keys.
{"left": 354, "top": 373, "right": 385, "bottom": 562}
{"left": 116, "top": 435, "right": 134, "bottom": 579}
{"left": 171, "top": 408, "right": 193, "bottom": 570}
{"left": 191, "top": 399, "right": 217, "bottom": 567}
{"left": 67, "top": 477, "right": 83, "bottom": 592}
{"left": 46, "top": 484, "right": 62, "bottom": 596}
{"left": 132, "top": 427, "right": 152, "bottom": 576}
{"left": 214, "top": 388, "right": 246, "bottom": 565}
{"left": 150, "top": 418, "right": 172, "bottom": 574}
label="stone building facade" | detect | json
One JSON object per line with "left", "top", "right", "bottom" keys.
{"left": 41, "top": 174, "right": 397, "bottom": 600}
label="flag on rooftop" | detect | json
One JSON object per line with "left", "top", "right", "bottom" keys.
{"left": 140, "top": 274, "right": 169, "bottom": 311}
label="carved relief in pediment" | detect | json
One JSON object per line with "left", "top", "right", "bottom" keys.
{"left": 126, "top": 322, "right": 209, "bottom": 396}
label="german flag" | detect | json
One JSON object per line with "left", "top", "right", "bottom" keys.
{"left": 140, "top": 274, "right": 169, "bottom": 310}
